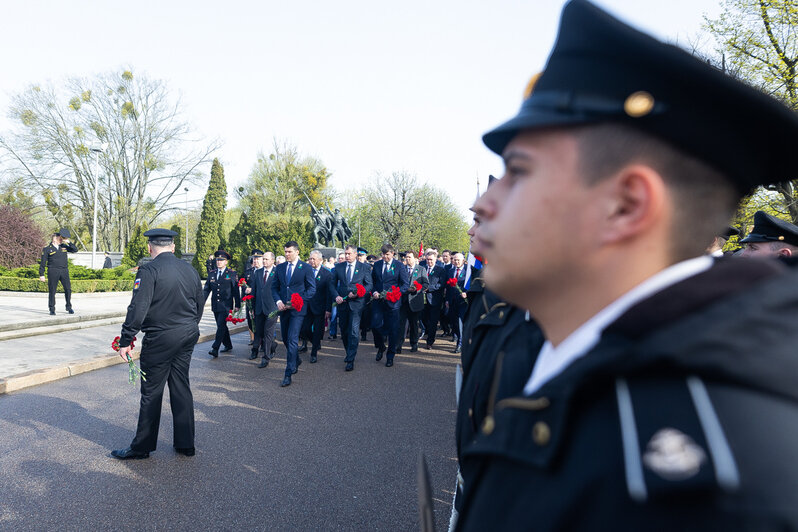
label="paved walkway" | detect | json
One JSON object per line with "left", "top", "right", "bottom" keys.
{"left": 0, "top": 291, "right": 460, "bottom": 530}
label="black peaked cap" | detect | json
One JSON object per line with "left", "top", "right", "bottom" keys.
{"left": 740, "top": 211, "right": 798, "bottom": 247}
{"left": 143, "top": 228, "right": 177, "bottom": 240}
{"left": 482, "top": 0, "right": 798, "bottom": 194}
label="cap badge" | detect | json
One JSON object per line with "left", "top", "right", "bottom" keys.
{"left": 523, "top": 72, "right": 543, "bottom": 100}
{"left": 642, "top": 428, "right": 706, "bottom": 481}
{"left": 779, "top": 236, "right": 785, "bottom": 240}
{"left": 624, "top": 91, "right": 655, "bottom": 118}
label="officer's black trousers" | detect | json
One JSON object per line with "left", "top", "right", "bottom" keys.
{"left": 212, "top": 311, "right": 233, "bottom": 350}
{"left": 130, "top": 325, "right": 199, "bottom": 452}
{"left": 398, "top": 305, "right": 421, "bottom": 350}
{"left": 47, "top": 268, "right": 72, "bottom": 311}
{"left": 300, "top": 309, "right": 326, "bottom": 355}
{"left": 252, "top": 313, "right": 277, "bottom": 358}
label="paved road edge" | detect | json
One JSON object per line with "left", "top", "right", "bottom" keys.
{"left": 0, "top": 325, "right": 248, "bottom": 395}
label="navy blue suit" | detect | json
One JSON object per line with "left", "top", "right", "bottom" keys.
{"left": 332, "top": 260, "right": 374, "bottom": 363}
{"left": 446, "top": 264, "right": 469, "bottom": 347}
{"left": 371, "top": 258, "right": 410, "bottom": 362}
{"left": 271, "top": 260, "right": 316, "bottom": 377}
{"left": 249, "top": 267, "right": 278, "bottom": 359}
{"left": 301, "top": 266, "right": 335, "bottom": 357}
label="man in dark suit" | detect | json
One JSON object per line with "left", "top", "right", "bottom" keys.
{"left": 356, "top": 247, "right": 373, "bottom": 341}
{"left": 422, "top": 249, "right": 446, "bottom": 349}
{"left": 398, "top": 251, "right": 429, "bottom": 354}
{"left": 300, "top": 250, "right": 335, "bottom": 363}
{"left": 203, "top": 249, "right": 240, "bottom": 357}
{"left": 243, "top": 249, "right": 262, "bottom": 346}
{"left": 371, "top": 244, "right": 410, "bottom": 367}
{"left": 246, "top": 251, "right": 278, "bottom": 367}
{"left": 332, "top": 245, "right": 374, "bottom": 371}
{"left": 446, "top": 252, "right": 469, "bottom": 353}
{"left": 271, "top": 241, "right": 316, "bottom": 387}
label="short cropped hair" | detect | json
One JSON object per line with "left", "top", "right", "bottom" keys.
{"left": 309, "top": 250, "right": 323, "bottom": 259}
{"left": 345, "top": 244, "right": 357, "bottom": 252}
{"left": 573, "top": 123, "right": 738, "bottom": 261}
{"left": 426, "top": 250, "right": 438, "bottom": 258}
{"left": 284, "top": 241, "right": 299, "bottom": 251}
{"left": 381, "top": 244, "right": 395, "bottom": 255}
{"left": 149, "top": 239, "right": 173, "bottom": 248}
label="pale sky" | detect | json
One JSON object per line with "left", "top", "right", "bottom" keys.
{"left": 0, "top": 0, "right": 722, "bottom": 216}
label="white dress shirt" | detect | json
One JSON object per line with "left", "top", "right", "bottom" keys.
{"left": 524, "top": 256, "right": 713, "bottom": 395}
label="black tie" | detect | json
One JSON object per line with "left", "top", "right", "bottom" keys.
{"left": 347, "top": 263, "right": 353, "bottom": 283}
{"left": 286, "top": 263, "right": 293, "bottom": 284}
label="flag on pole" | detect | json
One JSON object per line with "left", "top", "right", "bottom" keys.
{"left": 419, "top": 241, "right": 424, "bottom": 258}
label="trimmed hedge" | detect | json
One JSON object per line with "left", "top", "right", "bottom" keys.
{"left": 0, "top": 277, "right": 134, "bottom": 293}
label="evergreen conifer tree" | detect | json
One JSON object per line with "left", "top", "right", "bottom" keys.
{"left": 121, "top": 223, "right": 149, "bottom": 268}
{"left": 170, "top": 224, "right": 184, "bottom": 258}
{"left": 192, "top": 158, "right": 227, "bottom": 276}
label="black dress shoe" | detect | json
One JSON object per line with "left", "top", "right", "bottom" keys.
{"left": 345, "top": 362, "right": 354, "bottom": 371}
{"left": 298, "top": 343, "right": 308, "bottom": 353}
{"left": 396, "top": 347, "right": 403, "bottom": 354}
{"left": 258, "top": 358, "right": 269, "bottom": 368}
{"left": 220, "top": 346, "right": 233, "bottom": 353}
{"left": 385, "top": 360, "right": 394, "bottom": 367}
{"left": 376, "top": 349, "right": 384, "bottom": 361}
{"left": 454, "top": 346, "right": 461, "bottom": 354}
{"left": 280, "top": 376, "right": 292, "bottom": 387}
{"left": 175, "top": 447, "right": 195, "bottom": 456}
{"left": 410, "top": 345, "right": 418, "bottom": 353}
{"left": 67, "top": 309, "right": 75, "bottom": 314}
{"left": 208, "top": 350, "right": 219, "bottom": 358}
{"left": 249, "top": 352, "right": 258, "bottom": 360}
{"left": 425, "top": 344, "right": 432, "bottom": 350}
{"left": 310, "top": 354, "right": 318, "bottom": 363}
{"left": 248, "top": 340, "right": 254, "bottom": 346}
{"left": 361, "top": 333, "right": 367, "bottom": 341}
{"left": 111, "top": 447, "right": 149, "bottom": 460}
{"left": 49, "top": 310, "right": 55, "bottom": 315}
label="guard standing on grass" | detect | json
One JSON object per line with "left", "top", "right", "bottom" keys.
{"left": 111, "top": 228, "right": 204, "bottom": 460}
{"left": 38, "top": 228, "right": 78, "bottom": 315}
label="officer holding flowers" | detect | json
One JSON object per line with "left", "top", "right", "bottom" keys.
{"left": 203, "top": 249, "right": 241, "bottom": 357}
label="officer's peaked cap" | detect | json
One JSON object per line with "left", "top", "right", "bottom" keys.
{"left": 56, "top": 228, "right": 71, "bottom": 239}
{"left": 740, "top": 211, "right": 798, "bottom": 247}
{"left": 251, "top": 249, "right": 264, "bottom": 257}
{"left": 143, "top": 228, "right": 177, "bottom": 241}
{"left": 357, "top": 247, "right": 368, "bottom": 255}
{"left": 482, "top": 0, "right": 798, "bottom": 194}
{"left": 214, "top": 249, "right": 232, "bottom": 260}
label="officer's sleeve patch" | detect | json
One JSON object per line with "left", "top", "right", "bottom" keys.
{"left": 133, "top": 278, "right": 141, "bottom": 290}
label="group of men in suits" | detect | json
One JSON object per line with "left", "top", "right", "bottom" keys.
{"left": 203, "top": 240, "right": 472, "bottom": 386}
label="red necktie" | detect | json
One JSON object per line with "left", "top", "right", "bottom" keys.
{"left": 455, "top": 268, "right": 460, "bottom": 278}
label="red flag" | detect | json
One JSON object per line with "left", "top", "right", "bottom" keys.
{"left": 419, "top": 241, "right": 423, "bottom": 258}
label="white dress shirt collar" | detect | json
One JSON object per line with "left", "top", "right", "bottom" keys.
{"left": 523, "top": 255, "right": 713, "bottom": 396}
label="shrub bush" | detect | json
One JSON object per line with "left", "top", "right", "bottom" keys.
{"left": 0, "top": 277, "right": 134, "bottom": 292}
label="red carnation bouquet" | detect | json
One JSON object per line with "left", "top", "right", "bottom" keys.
{"left": 269, "top": 293, "right": 304, "bottom": 318}
{"left": 238, "top": 277, "right": 247, "bottom": 287}
{"left": 379, "top": 285, "right": 402, "bottom": 303}
{"left": 447, "top": 277, "right": 464, "bottom": 295}
{"left": 111, "top": 335, "right": 146, "bottom": 384}
{"left": 333, "top": 283, "right": 367, "bottom": 307}
{"left": 241, "top": 294, "right": 254, "bottom": 302}
{"left": 411, "top": 280, "right": 422, "bottom": 293}
{"left": 226, "top": 308, "right": 246, "bottom": 324}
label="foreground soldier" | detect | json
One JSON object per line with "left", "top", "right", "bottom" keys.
{"left": 112, "top": 228, "right": 203, "bottom": 459}
{"left": 455, "top": 1, "right": 798, "bottom": 529}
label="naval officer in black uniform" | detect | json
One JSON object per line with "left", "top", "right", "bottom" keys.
{"left": 111, "top": 228, "right": 204, "bottom": 459}
{"left": 38, "top": 228, "right": 78, "bottom": 315}
{"left": 451, "top": 1, "right": 798, "bottom": 530}
{"left": 203, "top": 249, "right": 241, "bottom": 357}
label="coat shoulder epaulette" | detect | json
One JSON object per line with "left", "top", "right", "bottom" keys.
{"left": 614, "top": 375, "right": 740, "bottom": 501}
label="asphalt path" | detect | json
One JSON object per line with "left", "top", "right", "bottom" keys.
{"left": 0, "top": 331, "right": 459, "bottom": 531}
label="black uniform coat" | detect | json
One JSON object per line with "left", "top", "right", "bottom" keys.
{"left": 456, "top": 258, "right": 798, "bottom": 530}
{"left": 39, "top": 241, "right": 78, "bottom": 275}
{"left": 120, "top": 252, "right": 204, "bottom": 347}
{"left": 203, "top": 267, "right": 241, "bottom": 313}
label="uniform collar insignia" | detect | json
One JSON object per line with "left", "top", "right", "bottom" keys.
{"left": 642, "top": 428, "right": 706, "bottom": 481}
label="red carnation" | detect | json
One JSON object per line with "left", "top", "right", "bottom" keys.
{"left": 238, "top": 278, "right": 247, "bottom": 286}
{"left": 242, "top": 294, "right": 253, "bottom": 302}
{"left": 356, "top": 283, "right": 366, "bottom": 298}
{"left": 290, "top": 293, "right": 304, "bottom": 312}
{"left": 385, "top": 285, "right": 402, "bottom": 303}
{"left": 447, "top": 278, "right": 458, "bottom": 287}
{"left": 412, "top": 280, "right": 422, "bottom": 292}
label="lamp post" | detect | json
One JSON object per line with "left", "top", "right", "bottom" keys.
{"left": 184, "top": 187, "right": 189, "bottom": 253}
{"left": 89, "top": 145, "right": 106, "bottom": 269}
